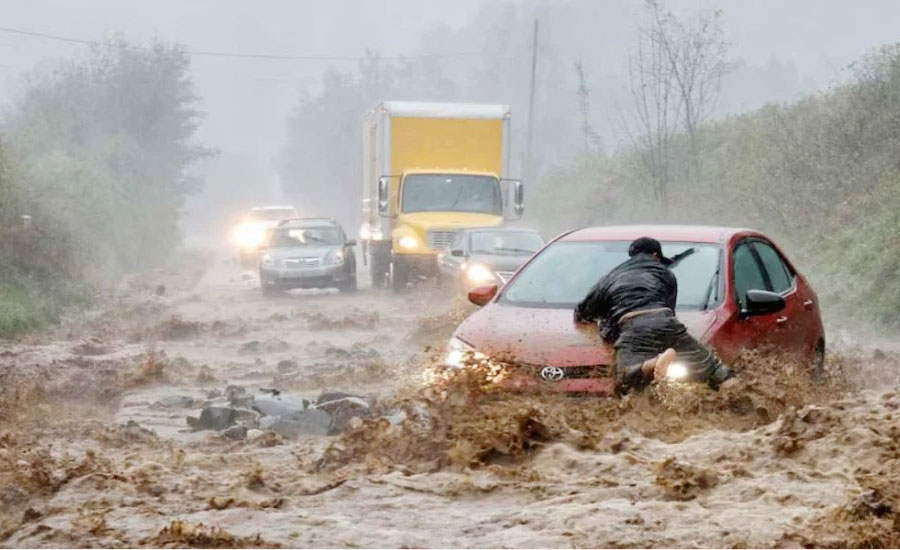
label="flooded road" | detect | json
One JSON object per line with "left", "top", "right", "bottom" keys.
{"left": 1, "top": 252, "right": 899, "bottom": 548}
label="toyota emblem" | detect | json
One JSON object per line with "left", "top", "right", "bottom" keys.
{"left": 540, "top": 366, "right": 565, "bottom": 381}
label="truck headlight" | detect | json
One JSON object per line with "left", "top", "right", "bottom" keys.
{"left": 465, "top": 263, "right": 496, "bottom": 285}
{"left": 398, "top": 235, "right": 419, "bottom": 250}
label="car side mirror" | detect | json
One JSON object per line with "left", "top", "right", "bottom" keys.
{"left": 450, "top": 249, "right": 465, "bottom": 257}
{"left": 345, "top": 240, "right": 357, "bottom": 247}
{"left": 742, "top": 289, "right": 785, "bottom": 318}
{"left": 468, "top": 284, "right": 498, "bottom": 307}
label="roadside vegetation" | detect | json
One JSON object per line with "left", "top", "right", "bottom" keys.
{"left": 533, "top": 43, "right": 900, "bottom": 330}
{"left": 0, "top": 40, "right": 208, "bottom": 337}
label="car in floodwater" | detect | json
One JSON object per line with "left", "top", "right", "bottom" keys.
{"left": 258, "top": 218, "right": 357, "bottom": 295}
{"left": 437, "top": 227, "right": 545, "bottom": 292}
{"left": 444, "top": 225, "right": 825, "bottom": 394}
{"left": 233, "top": 205, "right": 301, "bottom": 268}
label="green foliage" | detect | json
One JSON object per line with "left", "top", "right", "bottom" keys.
{"left": 0, "top": 39, "right": 208, "bottom": 336}
{"left": 533, "top": 44, "right": 900, "bottom": 329}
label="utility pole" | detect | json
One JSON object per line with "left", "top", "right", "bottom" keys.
{"left": 524, "top": 18, "right": 539, "bottom": 183}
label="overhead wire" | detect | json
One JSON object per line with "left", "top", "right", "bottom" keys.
{"left": 0, "top": 25, "right": 482, "bottom": 62}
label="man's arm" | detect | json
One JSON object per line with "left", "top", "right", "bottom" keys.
{"left": 574, "top": 273, "right": 611, "bottom": 323}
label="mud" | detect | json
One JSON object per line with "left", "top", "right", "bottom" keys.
{"left": 1, "top": 250, "right": 899, "bottom": 548}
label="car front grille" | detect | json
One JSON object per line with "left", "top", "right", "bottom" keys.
{"left": 284, "top": 257, "right": 321, "bottom": 268}
{"left": 521, "top": 364, "right": 613, "bottom": 380}
{"left": 427, "top": 230, "right": 456, "bottom": 251}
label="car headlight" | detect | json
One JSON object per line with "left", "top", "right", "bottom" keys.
{"left": 359, "top": 225, "right": 383, "bottom": 241}
{"left": 398, "top": 235, "right": 419, "bottom": 250}
{"left": 443, "top": 337, "right": 486, "bottom": 368}
{"left": 235, "top": 223, "right": 265, "bottom": 248}
{"left": 666, "top": 361, "right": 689, "bottom": 380}
{"left": 324, "top": 250, "right": 345, "bottom": 266}
{"left": 261, "top": 254, "right": 278, "bottom": 267}
{"left": 465, "top": 263, "right": 496, "bottom": 285}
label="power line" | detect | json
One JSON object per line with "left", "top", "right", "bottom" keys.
{"left": 0, "top": 25, "right": 481, "bottom": 62}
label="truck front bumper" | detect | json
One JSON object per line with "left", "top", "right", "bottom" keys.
{"left": 393, "top": 253, "right": 438, "bottom": 278}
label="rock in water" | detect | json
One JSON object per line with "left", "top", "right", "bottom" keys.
{"left": 193, "top": 407, "right": 237, "bottom": 431}
{"left": 259, "top": 410, "right": 333, "bottom": 438}
{"left": 316, "top": 396, "right": 371, "bottom": 434}
{"left": 252, "top": 391, "right": 309, "bottom": 419}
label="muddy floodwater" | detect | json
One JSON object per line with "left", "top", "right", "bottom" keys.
{"left": 1, "top": 252, "right": 899, "bottom": 548}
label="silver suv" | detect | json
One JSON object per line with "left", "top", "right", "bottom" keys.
{"left": 259, "top": 218, "right": 357, "bottom": 295}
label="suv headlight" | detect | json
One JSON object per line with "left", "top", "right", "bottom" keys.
{"left": 261, "top": 254, "right": 280, "bottom": 268}
{"left": 324, "top": 249, "right": 345, "bottom": 266}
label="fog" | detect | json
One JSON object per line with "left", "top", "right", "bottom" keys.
{"left": 2, "top": 0, "right": 899, "bottom": 239}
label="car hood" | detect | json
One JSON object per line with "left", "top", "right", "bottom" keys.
{"left": 267, "top": 245, "right": 337, "bottom": 258}
{"left": 454, "top": 304, "right": 717, "bottom": 367}
{"left": 468, "top": 253, "right": 533, "bottom": 273}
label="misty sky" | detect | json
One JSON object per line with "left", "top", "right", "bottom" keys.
{"left": 1, "top": 0, "right": 899, "bottom": 206}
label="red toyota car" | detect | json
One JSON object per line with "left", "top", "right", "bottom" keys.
{"left": 445, "top": 225, "right": 824, "bottom": 393}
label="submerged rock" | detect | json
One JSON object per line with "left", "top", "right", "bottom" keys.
{"left": 252, "top": 391, "right": 309, "bottom": 419}
{"left": 191, "top": 407, "right": 237, "bottom": 431}
{"left": 259, "top": 409, "right": 332, "bottom": 438}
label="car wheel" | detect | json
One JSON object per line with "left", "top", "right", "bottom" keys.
{"left": 338, "top": 274, "right": 357, "bottom": 293}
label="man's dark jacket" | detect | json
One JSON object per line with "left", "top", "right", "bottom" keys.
{"left": 574, "top": 253, "right": 676, "bottom": 342}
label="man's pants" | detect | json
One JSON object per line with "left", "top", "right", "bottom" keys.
{"left": 614, "top": 311, "right": 732, "bottom": 393}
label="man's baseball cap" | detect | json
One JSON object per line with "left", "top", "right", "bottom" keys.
{"left": 628, "top": 236, "right": 673, "bottom": 265}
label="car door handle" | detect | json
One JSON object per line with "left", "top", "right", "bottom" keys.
{"left": 776, "top": 316, "right": 788, "bottom": 325}
{"left": 803, "top": 299, "right": 815, "bottom": 310}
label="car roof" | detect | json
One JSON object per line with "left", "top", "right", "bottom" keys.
{"left": 251, "top": 205, "right": 297, "bottom": 211}
{"left": 561, "top": 225, "right": 759, "bottom": 244}
{"left": 278, "top": 217, "right": 340, "bottom": 228}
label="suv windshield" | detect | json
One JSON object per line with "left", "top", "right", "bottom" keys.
{"left": 249, "top": 208, "right": 298, "bottom": 222}
{"left": 470, "top": 231, "right": 544, "bottom": 256}
{"left": 271, "top": 227, "right": 340, "bottom": 248}
{"left": 402, "top": 174, "right": 501, "bottom": 215}
{"left": 500, "top": 241, "right": 722, "bottom": 310}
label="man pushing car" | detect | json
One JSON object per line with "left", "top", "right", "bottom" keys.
{"left": 575, "top": 236, "right": 734, "bottom": 393}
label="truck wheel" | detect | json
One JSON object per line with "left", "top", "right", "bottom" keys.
{"left": 390, "top": 260, "right": 407, "bottom": 292}
{"left": 338, "top": 273, "right": 358, "bottom": 293}
{"left": 370, "top": 246, "right": 389, "bottom": 289}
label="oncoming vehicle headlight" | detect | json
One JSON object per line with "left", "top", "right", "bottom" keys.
{"left": 325, "top": 249, "right": 345, "bottom": 266}
{"left": 398, "top": 235, "right": 419, "bottom": 250}
{"left": 261, "top": 254, "right": 276, "bottom": 267}
{"left": 465, "top": 263, "right": 496, "bottom": 285}
{"left": 443, "top": 336, "right": 486, "bottom": 368}
{"left": 666, "top": 361, "right": 689, "bottom": 380}
{"left": 235, "top": 223, "right": 265, "bottom": 248}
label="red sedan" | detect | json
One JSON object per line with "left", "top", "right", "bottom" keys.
{"left": 445, "top": 225, "right": 824, "bottom": 394}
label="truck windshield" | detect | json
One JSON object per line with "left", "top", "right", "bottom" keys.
{"left": 402, "top": 174, "right": 501, "bottom": 215}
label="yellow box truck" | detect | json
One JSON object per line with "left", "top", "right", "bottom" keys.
{"left": 360, "top": 101, "right": 524, "bottom": 290}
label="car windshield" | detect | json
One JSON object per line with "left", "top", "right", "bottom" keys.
{"left": 470, "top": 231, "right": 544, "bottom": 256}
{"left": 249, "top": 208, "right": 298, "bottom": 222}
{"left": 500, "top": 241, "right": 722, "bottom": 310}
{"left": 271, "top": 227, "right": 340, "bottom": 248}
{"left": 402, "top": 174, "right": 501, "bottom": 215}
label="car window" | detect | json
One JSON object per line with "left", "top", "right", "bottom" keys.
{"left": 733, "top": 242, "right": 768, "bottom": 308}
{"left": 469, "top": 231, "right": 544, "bottom": 256}
{"left": 752, "top": 241, "right": 793, "bottom": 294}
{"left": 271, "top": 227, "right": 340, "bottom": 248}
{"left": 500, "top": 241, "right": 722, "bottom": 309}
